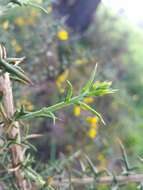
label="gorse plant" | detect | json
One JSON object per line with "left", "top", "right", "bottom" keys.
{"left": 13, "top": 65, "right": 114, "bottom": 124}
{"left": 0, "top": 3, "right": 114, "bottom": 186}
{"left": 2, "top": 1, "right": 143, "bottom": 190}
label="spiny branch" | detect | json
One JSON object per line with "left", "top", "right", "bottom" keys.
{"left": 0, "top": 74, "right": 29, "bottom": 189}
{"left": 52, "top": 174, "right": 143, "bottom": 186}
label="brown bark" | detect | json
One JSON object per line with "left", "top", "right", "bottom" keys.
{"left": 0, "top": 73, "right": 28, "bottom": 190}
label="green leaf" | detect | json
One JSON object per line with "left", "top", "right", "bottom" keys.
{"left": 13, "top": 105, "right": 29, "bottom": 120}
{"left": 10, "top": 0, "right": 22, "bottom": 6}
{"left": 6, "top": 57, "right": 25, "bottom": 64}
{"left": 48, "top": 112, "right": 57, "bottom": 125}
{"left": 81, "top": 64, "right": 97, "bottom": 94}
{"left": 79, "top": 101, "right": 105, "bottom": 125}
{"left": 86, "top": 81, "right": 116, "bottom": 97}
{"left": 84, "top": 154, "right": 98, "bottom": 176}
{"left": 10, "top": 75, "right": 28, "bottom": 84}
{"left": 17, "top": 107, "right": 58, "bottom": 121}
{"left": 26, "top": 1, "right": 51, "bottom": 15}
{"left": 14, "top": 65, "right": 26, "bottom": 74}
{"left": 65, "top": 80, "right": 73, "bottom": 102}
{"left": 0, "top": 59, "right": 32, "bottom": 84}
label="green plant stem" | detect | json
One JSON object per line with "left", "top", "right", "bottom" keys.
{"left": 20, "top": 95, "right": 83, "bottom": 120}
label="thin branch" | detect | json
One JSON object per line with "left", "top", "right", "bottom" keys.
{"left": 52, "top": 174, "right": 143, "bottom": 186}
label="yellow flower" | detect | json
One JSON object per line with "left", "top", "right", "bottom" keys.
{"left": 56, "top": 70, "right": 69, "bottom": 93}
{"left": 2, "top": 20, "right": 9, "bottom": 30}
{"left": 14, "top": 17, "right": 25, "bottom": 26}
{"left": 88, "top": 128, "right": 97, "bottom": 139}
{"left": 86, "top": 116, "right": 98, "bottom": 128}
{"left": 83, "top": 97, "right": 94, "bottom": 104}
{"left": 57, "top": 29, "right": 69, "bottom": 41}
{"left": 11, "top": 39, "right": 22, "bottom": 53}
{"left": 73, "top": 106, "right": 81, "bottom": 117}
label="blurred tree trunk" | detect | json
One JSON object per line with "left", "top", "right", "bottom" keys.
{"left": 54, "top": 0, "right": 101, "bottom": 32}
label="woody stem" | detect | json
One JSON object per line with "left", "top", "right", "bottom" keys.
{"left": 0, "top": 73, "right": 28, "bottom": 190}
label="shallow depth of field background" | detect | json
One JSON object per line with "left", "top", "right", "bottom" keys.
{"left": 1, "top": 0, "right": 143, "bottom": 188}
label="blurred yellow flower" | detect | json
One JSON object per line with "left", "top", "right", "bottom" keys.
{"left": 88, "top": 128, "right": 97, "bottom": 139}
{"left": 86, "top": 116, "right": 98, "bottom": 128}
{"left": 15, "top": 15, "right": 37, "bottom": 26}
{"left": 11, "top": 39, "right": 22, "bottom": 53}
{"left": 17, "top": 99, "right": 34, "bottom": 111}
{"left": 30, "top": 9, "right": 39, "bottom": 17}
{"left": 14, "top": 17, "right": 25, "bottom": 26}
{"left": 97, "top": 154, "right": 105, "bottom": 162}
{"left": 47, "top": 5, "right": 52, "bottom": 13}
{"left": 2, "top": 20, "right": 9, "bottom": 30}
{"left": 47, "top": 176, "right": 53, "bottom": 186}
{"left": 83, "top": 97, "right": 94, "bottom": 104}
{"left": 57, "top": 29, "right": 69, "bottom": 41}
{"left": 87, "top": 116, "right": 98, "bottom": 139}
{"left": 27, "top": 18, "right": 37, "bottom": 25}
{"left": 75, "top": 59, "right": 87, "bottom": 65}
{"left": 73, "top": 106, "right": 81, "bottom": 117}
{"left": 65, "top": 144, "right": 73, "bottom": 153}
{"left": 97, "top": 153, "right": 107, "bottom": 167}
{"left": 15, "top": 44, "right": 22, "bottom": 53}
{"left": 56, "top": 70, "right": 69, "bottom": 93}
